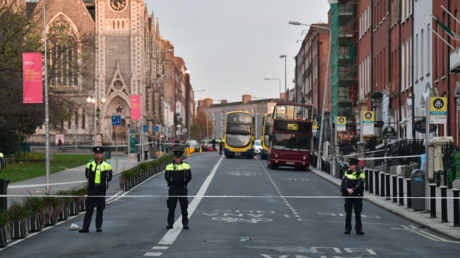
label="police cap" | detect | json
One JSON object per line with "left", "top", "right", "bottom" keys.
{"left": 173, "top": 150, "right": 184, "bottom": 157}
{"left": 348, "top": 158, "right": 359, "bottom": 166}
{"left": 93, "top": 146, "right": 105, "bottom": 153}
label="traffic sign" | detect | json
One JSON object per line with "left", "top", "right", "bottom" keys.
{"left": 153, "top": 126, "right": 160, "bottom": 132}
{"left": 336, "top": 116, "right": 346, "bottom": 131}
{"left": 112, "top": 115, "right": 121, "bottom": 126}
{"left": 430, "top": 97, "right": 447, "bottom": 124}
{"left": 361, "top": 111, "right": 374, "bottom": 136}
{"left": 143, "top": 125, "right": 148, "bottom": 132}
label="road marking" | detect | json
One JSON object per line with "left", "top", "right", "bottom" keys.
{"left": 152, "top": 246, "right": 168, "bottom": 250}
{"left": 156, "top": 156, "right": 224, "bottom": 246}
{"left": 256, "top": 158, "right": 303, "bottom": 222}
{"left": 144, "top": 252, "right": 162, "bottom": 257}
{"left": 401, "top": 225, "right": 460, "bottom": 244}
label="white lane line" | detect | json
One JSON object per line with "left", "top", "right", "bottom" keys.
{"left": 152, "top": 246, "right": 168, "bottom": 250}
{"left": 144, "top": 252, "right": 163, "bottom": 257}
{"left": 157, "top": 156, "right": 224, "bottom": 246}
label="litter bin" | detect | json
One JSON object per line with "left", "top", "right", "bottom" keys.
{"left": 0, "top": 179, "right": 10, "bottom": 213}
{"left": 410, "top": 169, "right": 426, "bottom": 211}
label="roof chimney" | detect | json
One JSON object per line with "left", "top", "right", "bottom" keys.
{"left": 204, "top": 98, "right": 213, "bottom": 107}
{"left": 242, "top": 94, "right": 251, "bottom": 104}
{"left": 221, "top": 99, "right": 228, "bottom": 104}
{"left": 280, "top": 93, "right": 286, "bottom": 101}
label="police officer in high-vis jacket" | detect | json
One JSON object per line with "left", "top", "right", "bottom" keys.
{"left": 79, "top": 146, "right": 112, "bottom": 233}
{"left": 341, "top": 158, "right": 365, "bottom": 235}
{"left": 165, "top": 149, "right": 192, "bottom": 230}
{"left": 0, "top": 152, "right": 6, "bottom": 170}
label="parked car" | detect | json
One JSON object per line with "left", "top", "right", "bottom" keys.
{"left": 254, "top": 140, "right": 262, "bottom": 154}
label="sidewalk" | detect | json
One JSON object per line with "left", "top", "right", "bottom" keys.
{"left": 309, "top": 166, "right": 460, "bottom": 240}
{"left": 7, "top": 155, "right": 138, "bottom": 199}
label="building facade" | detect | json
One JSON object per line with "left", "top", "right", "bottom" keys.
{"left": 197, "top": 95, "right": 281, "bottom": 140}
{"left": 26, "top": 0, "right": 193, "bottom": 145}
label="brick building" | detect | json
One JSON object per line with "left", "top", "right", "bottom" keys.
{"left": 197, "top": 95, "right": 281, "bottom": 140}
{"left": 294, "top": 24, "right": 331, "bottom": 139}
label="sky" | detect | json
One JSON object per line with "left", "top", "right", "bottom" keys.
{"left": 144, "top": 0, "right": 331, "bottom": 103}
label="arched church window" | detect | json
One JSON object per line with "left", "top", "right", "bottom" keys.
{"left": 82, "top": 111, "right": 86, "bottom": 129}
{"left": 113, "top": 21, "right": 115, "bottom": 29}
{"left": 122, "top": 21, "right": 124, "bottom": 29}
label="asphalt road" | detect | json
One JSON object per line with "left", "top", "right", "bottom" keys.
{"left": 2, "top": 152, "right": 460, "bottom": 257}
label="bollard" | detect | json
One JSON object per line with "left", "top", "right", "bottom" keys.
{"left": 392, "top": 175, "right": 398, "bottom": 203}
{"left": 369, "top": 170, "right": 374, "bottom": 194}
{"left": 137, "top": 153, "right": 141, "bottom": 162}
{"left": 453, "top": 189, "right": 460, "bottom": 227}
{"left": 380, "top": 172, "right": 385, "bottom": 198}
{"left": 398, "top": 176, "right": 404, "bottom": 206}
{"left": 430, "top": 184, "right": 436, "bottom": 218}
{"left": 364, "top": 170, "right": 369, "bottom": 191}
{"left": 0, "top": 179, "right": 10, "bottom": 213}
{"left": 385, "top": 173, "right": 391, "bottom": 200}
{"left": 374, "top": 171, "right": 380, "bottom": 196}
{"left": 440, "top": 186, "right": 448, "bottom": 222}
{"left": 406, "top": 178, "right": 412, "bottom": 209}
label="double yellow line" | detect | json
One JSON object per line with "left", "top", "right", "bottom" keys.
{"left": 402, "top": 225, "right": 460, "bottom": 244}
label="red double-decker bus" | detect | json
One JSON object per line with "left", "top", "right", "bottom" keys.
{"left": 266, "top": 103, "right": 313, "bottom": 170}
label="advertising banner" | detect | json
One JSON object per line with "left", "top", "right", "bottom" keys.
{"left": 176, "top": 101, "right": 182, "bottom": 117}
{"left": 131, "top": 95, "right": 140, "bottom": 120}
{"left": 23, "top": 52, "right": 43, "bottom": 103}
{"left": 336, "top": 116, "right": 346, "bottom": 131}
{"left": 430, "top": 97, "right": 447, "bottom": 124}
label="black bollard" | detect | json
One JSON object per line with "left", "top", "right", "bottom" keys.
{"left": 374, "top": 171, "right": 380, "bottom": 196}
{"left": 392, "top": 175, "right": 398, "bottom": 203}
{"left": 380, "top": 172, "right": 385, "bottom": 197}
{"left": 385, "top": 173, "right": 391, "bottom": 200}
{"left": 406, "top": 178, "right": 412, "bottom": 209}
{"left": 369, "top": 170, "right": 374, "bottom": 194}
{"left": 364, "top": 170, "right": 369, "bottom": 192}
{"left": 430, "top": 184, "right": 437, "bottom": 218}
{"left": 453, "top": 189, "right": 460, "bottom": 227}
{"left": 440, "top": 186, "right": 448, "bottom": 222}
{"left": 398, "top": 176, "right": 404, "bottom": 206}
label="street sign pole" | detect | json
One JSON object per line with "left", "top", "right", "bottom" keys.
{"left": 116, "top": 125, "right": 118, "bottom": 173}
{"left": 425, "top": 98, "right": 430, "bottom": 211}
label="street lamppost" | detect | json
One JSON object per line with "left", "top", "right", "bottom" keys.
{"left": 253, "top": 104, "right": 259, "bottom": 139}
{"left": 289, "top": 21, "right": 331, "bottom": 171}
{"left": 87, "top": 90, "right": 106, "bottom": 146}
{"left": 264, "top": 78, "right": 281, "bottom": 98}
{"left": 140, "top": 49, "right": 172, "bottom": 157}
{"left": 279, "top": 55, "right": 287, "bottom": 102}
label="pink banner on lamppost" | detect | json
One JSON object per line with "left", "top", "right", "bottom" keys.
{"left": 23, "top": 52, "right": 43, "bottom": 103}
{"left": 131, "top": 95, "right": 140, "bottom": 120}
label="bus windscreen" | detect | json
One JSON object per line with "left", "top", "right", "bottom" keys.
{"left": 274, "top": 121, "right": 311, "bottom": 134}
{"left": 226, "top": 113, "right": 252, "bottom": 134}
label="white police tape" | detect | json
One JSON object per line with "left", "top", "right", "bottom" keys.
{"left": 8, "top": 180, "right": 88, "bottom": 189}
{"left": 2, "top": 194, "right": 459, "bottom": 199}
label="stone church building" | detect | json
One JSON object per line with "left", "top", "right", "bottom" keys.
{"left": 26, "top": 0, "right": 193, "bottom": 145}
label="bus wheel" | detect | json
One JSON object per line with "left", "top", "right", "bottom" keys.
{"left": 247, "top": 155, "right": 253, "bottom": 159}
{"left": 295, "top": 166, "right": 304, "bottom": 171}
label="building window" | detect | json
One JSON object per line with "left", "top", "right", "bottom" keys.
{"left": 213, "top": 112, "right": 216, "bottom": 116}
{"left": 221, "top": 111, "right": 223, "bottom": 116}
{"left": 221, "top": 119, "right": 224, "bottom": 126}
{"left": 82, "top": 112, "right": 86, "bottom": 129}
{"left": 401, "top": 42, "right": 405, "bottom": 91}
{"left": 209, "top": 112, "right": 211, "bottom": 117}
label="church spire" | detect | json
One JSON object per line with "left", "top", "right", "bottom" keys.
{"left": 156, "top": 17, "right": 160, "bottom": 38}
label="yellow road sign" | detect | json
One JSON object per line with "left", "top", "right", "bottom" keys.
{"left": 362, "top": 111, "right": 374, "bottom": 123}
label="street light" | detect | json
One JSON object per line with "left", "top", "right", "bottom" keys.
{"left": 289, "top": 21, "right": 331, "bottom": 171}
{"left": 400, "top": 119, "right": 408, "bottom": 140}
{"left": 279, "top": 55, "right": 287, "bottom": 102}
{"left": 87, "top": 90, "right": 106, "bottom": 145}
{"left": 264, "top": 78, "right": 281, "bottom": 98}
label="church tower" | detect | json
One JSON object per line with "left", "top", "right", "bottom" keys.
{"left": 95, "top": 0, "right": 145, "bottom": 144}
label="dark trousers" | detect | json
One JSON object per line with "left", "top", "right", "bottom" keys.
{"left": 83, "top": 188, "right": 106, "bottom": 228}
{"left": 167, "top": 187, "right": 189, "bottom": 226}
{"left": 344, "top": 197, "right": 363, "bottom": 232}
{"left": 219, "top": 143, "right": 223, "bottom": 155}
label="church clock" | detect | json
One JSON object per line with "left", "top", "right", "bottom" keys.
{"left": 110, "top": 0, "right": 127, "bottom": 11}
